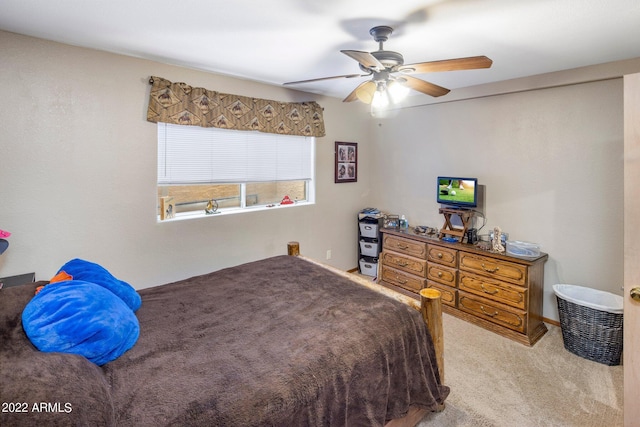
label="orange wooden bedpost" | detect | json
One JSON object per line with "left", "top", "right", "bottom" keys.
{"left": 420, "top": 288, "right": 444, "bottom": 384}
{"left": 287, "top": 241, "right": 300, "bottom": 256}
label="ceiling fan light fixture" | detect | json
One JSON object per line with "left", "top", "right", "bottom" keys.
{"left": 371, "top": 83, "right": 390, "bottom": 116}
{"left": 354, "top": 81, "right": 376, "bottom": 103}
{"left": 387, "top": 79, "right": 410, "bottom": 103}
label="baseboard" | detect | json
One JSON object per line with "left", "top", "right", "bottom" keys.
{"left": 347, "top": 267, "right": 358, "bottom": 273}
{"left": 543, "top": 317, "right": 561, "bottom": 327}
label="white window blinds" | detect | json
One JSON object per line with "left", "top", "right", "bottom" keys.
{"left": 158, "top": 123, "right": 314, "bottom": 185}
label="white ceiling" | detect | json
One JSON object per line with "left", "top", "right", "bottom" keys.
{"left": 2, "top": 0, "right": 640, "bottom": 102}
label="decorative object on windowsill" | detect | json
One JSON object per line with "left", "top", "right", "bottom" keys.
{"left": 492, "top": 226, "right": 505, "bottom": 253}
{"left": 0, "top": 228, "right": 11, "bottom": 255}
{"left": 160, "top": 197, "right": 175, "bottom": 220}
{"left": 205, "top": 199, "right": 219, "bottom": 214}
{"left": 280, "top": 195, "right": 294, "bottom": 205}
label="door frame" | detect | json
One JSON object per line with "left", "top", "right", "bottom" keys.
{"left": 623, "top": 72, "right": 640, "bottom": 426}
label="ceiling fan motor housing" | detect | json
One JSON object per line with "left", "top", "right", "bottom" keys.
{"left": 358, "top": 50, "right": 404, "bottom": 74}
{"left": 372, "top": 50, "right": 404, "bottom": 68}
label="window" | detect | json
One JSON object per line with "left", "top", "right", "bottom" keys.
{"left": 157, "top": 123, "right": 315, "bottom": 219}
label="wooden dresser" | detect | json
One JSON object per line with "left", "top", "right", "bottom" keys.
{"left": 379, "top": 228, "right": 548, "bottom": 346}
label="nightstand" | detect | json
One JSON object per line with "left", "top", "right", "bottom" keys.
{"left": 0, "top": 272, "right": 36, "bottom": 288}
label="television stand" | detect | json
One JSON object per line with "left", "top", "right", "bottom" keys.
{"left": 438, "top": 208, "right": 474, "bottom": 242}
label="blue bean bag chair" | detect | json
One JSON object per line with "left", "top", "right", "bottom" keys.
{"left": 22, "top": 281, "right": 140, "bottom": 366}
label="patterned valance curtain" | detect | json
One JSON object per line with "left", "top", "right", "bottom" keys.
{"left": 147, "top": 76, "right": 325, "bottom": 137}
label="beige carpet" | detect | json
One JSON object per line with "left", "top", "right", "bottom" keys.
{"left": 418, "top": 314, "right": 623, "bottom": 427}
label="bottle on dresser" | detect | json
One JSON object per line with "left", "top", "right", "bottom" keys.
{"left": 399, "top": 215, "right": 409, "bottom": 230}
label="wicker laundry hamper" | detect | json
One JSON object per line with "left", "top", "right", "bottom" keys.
{"left": 553, "top": 284, "right": 623, "bottom": 366}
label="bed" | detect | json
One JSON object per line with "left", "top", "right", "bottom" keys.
{"left": 1, "top": 243, "right": 448, "bottom": 426}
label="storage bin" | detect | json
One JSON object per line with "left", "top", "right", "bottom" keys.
{"left": 506, "top": 240, "right": 540, "bottom": 257}
{"left": 359, "top": 221, "right": 379, "bottom": 238}
{"left": 359, "top": 256, "right": 379, "bottom": 277}
{"left": 359, "top": 238, "right": 379, "bottom": 257}
{"left": 553, "top": 284, "right": 623, "bottom": 365}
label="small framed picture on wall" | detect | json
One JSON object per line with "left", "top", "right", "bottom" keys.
{"left": 335, "top": 141, "right": 357, "bottom": 183}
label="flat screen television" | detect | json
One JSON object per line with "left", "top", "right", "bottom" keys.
{"left": 437, "top": 177, "right": 478, "bottom": 208}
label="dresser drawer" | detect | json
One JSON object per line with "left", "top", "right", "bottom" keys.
{"left": 427, "top": 281, "right": 457, "bottom": 307}
{"left": 380, "top": 265, "right": 426, "bottom": 293}
{"left": 427, "top": 244, "right": 457, "bottom": 268}
{"left": 459, "top": 272, "right": 527, "bottom": 310}
{"left": 459, "top": 252, "right": 527, "bottom": 286}
{"left": 381, "top": 251, "right": 427, "bottom": 276}
{"left": 458, "top": 292, "right": 527, "bottom": 333}
{"left": 426, "top": 263, "right": 457, "bottom": 287}
{"left": 383, "top": 234, "right": 428, "bottom": 259}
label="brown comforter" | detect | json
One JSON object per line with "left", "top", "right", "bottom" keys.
{"left": 1, "top": 255, "right": 448, "bottom": 426}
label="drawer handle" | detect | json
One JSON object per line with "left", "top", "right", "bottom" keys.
{"left": 395, "top": 275, "right": 407, "bottom": 285}
{"left": 396, "top": 260, "right": 408, "bottom": 267}
{"left": 480, "top": 306, "right": 499, "bottom": 317}
{"left": 481, "top": 284, "right": 499, "bottom": 295}
{"left": 481, "top": 263, "right": 500, "bottom": 273}
{"left": 396, "top": 243, "right": 409, "bottom": 249}
{"left": 437, "top": 272, "right": 443, "bottom": 278}
{"left": 437, "top": 252, "right": 443, "bottom": 259}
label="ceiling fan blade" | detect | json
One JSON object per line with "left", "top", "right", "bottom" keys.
{"left": 343, "top": 81, "right": 376, "bottom": 103}
{"left": 401, "top": 75, "right": 450, "bottom": 97}
{"left": 399, "top": 56, "right": 493, "bottom": 74}
{"left": 341, "top": 50, "right": 384, "bottom": 70}
{"left": 283, "top": 73, "right": 364, "bottom": 85}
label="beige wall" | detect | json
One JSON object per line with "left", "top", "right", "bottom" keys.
{"left": 370, "top": 77, "right": 626, "bottom": 321}
{"left": 0, "top": 31, "right": 372, "bottom": 288}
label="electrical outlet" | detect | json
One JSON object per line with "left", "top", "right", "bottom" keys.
{"left": 326, "top": 250, "right": 332, "bottom": 260}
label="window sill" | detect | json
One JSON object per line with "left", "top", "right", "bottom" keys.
{"left": 157, "top": 200, "right": 314, "bottom": 223}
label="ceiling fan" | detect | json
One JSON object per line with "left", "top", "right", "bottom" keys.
{"left": 284, "top": 26, "right": 492, "bottom": 108}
